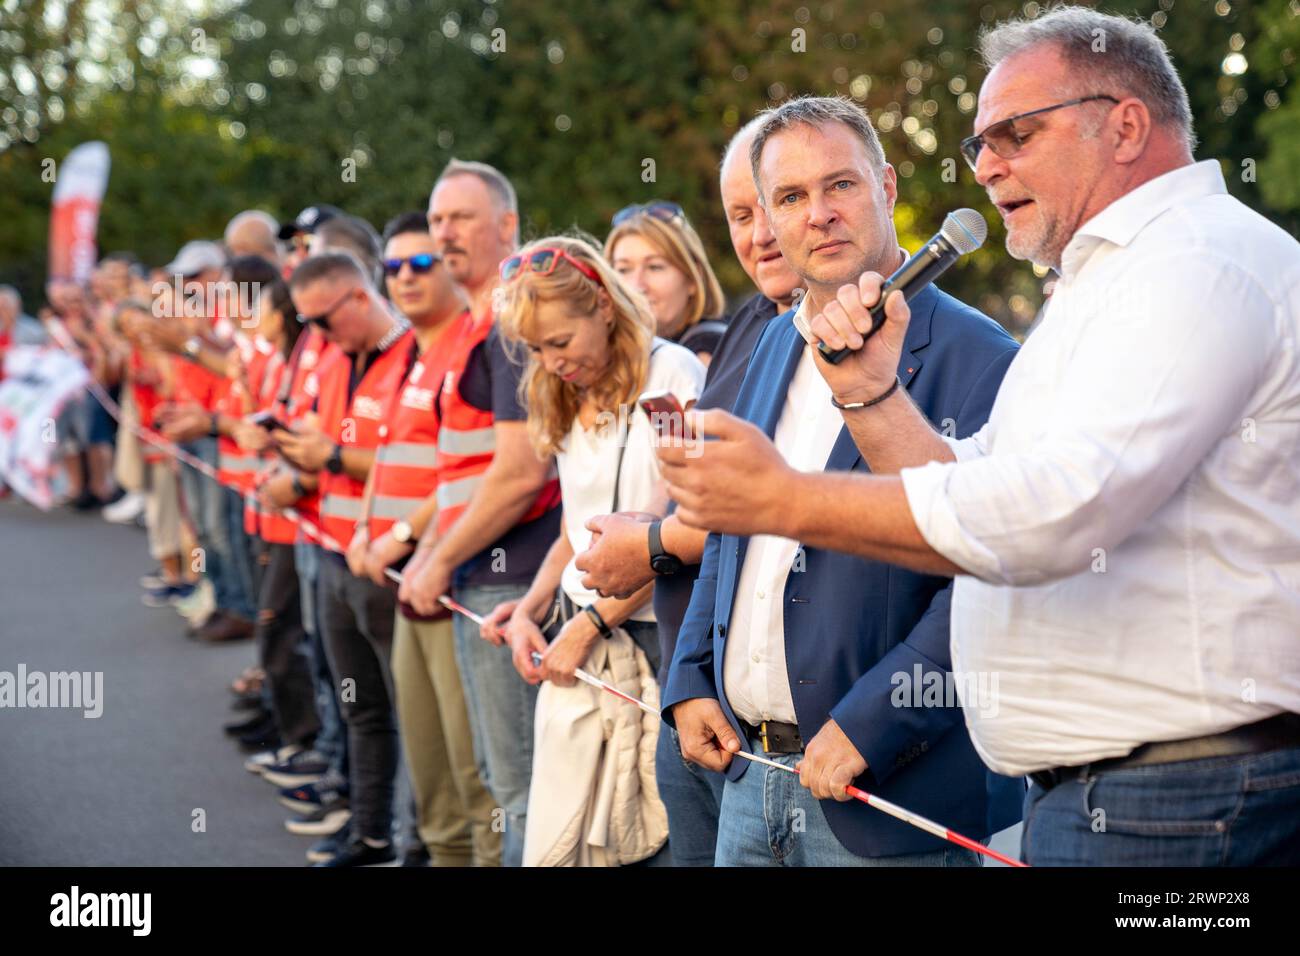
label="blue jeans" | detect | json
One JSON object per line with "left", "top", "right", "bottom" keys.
{"left": 295, "top": 540, "right": 347, "bottom": 785}
{"left": 178, "top": 438, "right": 253, "bottom": 619}
{"left": 715, "top": 734, "right": 983, "bottom": 867}
{"left": 451, "top": 582, "right": 538, "bottom": 867}
{"left": 1023, "top": 746, "right": 1300, "bottom": 866}
{"left": 225, "top": 486, "right": 260, "bottom": 617}
{"left": 655, "top": 725, "right": 725, "bottom": 866}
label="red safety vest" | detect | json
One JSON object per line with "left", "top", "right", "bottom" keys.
{"left": 317, "top": 326, "right": 416, "bottom": 550}
{"left": 366, "top": 316, "right": 470, "bottom": 538}
{"left": 433, "top": 314, "right": 561, "bottom": 535}
{"left": 217, "top": 338, "right": 282, "bottom": 492}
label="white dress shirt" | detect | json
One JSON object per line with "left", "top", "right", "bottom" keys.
{"left": 724, "top": 302, "right": 845, "bottom": 725}
{"left": 900, "top": 160, "right": 1300, "bottom": 776}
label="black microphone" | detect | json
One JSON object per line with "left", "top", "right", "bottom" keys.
{"left": 817, "top": 208, "right": 988, "bottom": 365}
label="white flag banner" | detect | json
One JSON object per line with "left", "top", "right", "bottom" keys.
{"left": 0, "top": 346, "right": 90, "bottom": 509}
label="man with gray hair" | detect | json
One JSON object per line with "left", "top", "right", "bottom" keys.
{"left": 659, "top": 94, "right": 1021, "bottom": 866}
{"left": 0, "top": 285, "right": 48, "bottom": 346}
{"left": 656, "top": 6, "right": 1300, "bottom": 866}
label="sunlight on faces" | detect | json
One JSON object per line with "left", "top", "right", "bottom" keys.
{"left": 517, "top": 294, "right": 615, "bottom": 391}
{"left": 721, "top": 136, "right": 801, "bottom": 304}
{"left": 608, "top": 233, "right": 694, "bottom": 340}
{"left": 427, "top": 174, "right": 516, "bottom": 290}
{"left": 758, "top": 122, "right": 900, "bottom": 296}
{"left": 383, "top": 232, "right": 454, "bottom": 324}
{"left": 973, "top": 46, "right": 1114, "bottom": 270}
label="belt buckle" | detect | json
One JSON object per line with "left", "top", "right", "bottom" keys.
{"left": 759, "top": 721, "right": 772, "bottom": 755}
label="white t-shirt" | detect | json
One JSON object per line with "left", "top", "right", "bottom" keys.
{"left": 558, "top": 339, "right": 706, "bottom": 621}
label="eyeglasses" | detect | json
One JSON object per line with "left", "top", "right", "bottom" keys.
{"left": 382, "top": 253, "right": 440, "bottom": 277}
{"left": 960, "top": 95, "right": 1119, "bottom": 171}
{"left": 611, "top": 200, "right": 686, "bottom": 227}
{"left": 499, "top": 247, "right": 601, "bottom": 284}
{"left": 296, "top": 285, "right": 359, "bottom": 330}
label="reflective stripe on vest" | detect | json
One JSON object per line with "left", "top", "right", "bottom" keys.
{"left": 378, "top": 442, "right": 439, "bottom": 467}
{"left": 219, "top": 451, "right": 263, "bottom": 474}
{"left": 436, "top": 473, "right": 484, "bottom": 511}
{"left": 368, "top": 495, "right": 420, "bottom": 521}
{"left": 437, "top": 426, "right": 495, "bottom": 457}
{"left": 321, "top": 495, "right": 364, "bottom": 520}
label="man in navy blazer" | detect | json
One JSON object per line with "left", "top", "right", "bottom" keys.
{"left": 662, "top": 96, "right": 1022, "bottom": 865}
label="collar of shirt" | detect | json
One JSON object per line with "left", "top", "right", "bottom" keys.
{"left": 789, "top": 247, "right": 911, "bottom": 342}
{"left": 1060, "top": 159, "right": 1226, "bottom": 280}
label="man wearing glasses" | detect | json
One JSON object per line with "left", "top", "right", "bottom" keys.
{"left": 656, "top": 6, "right": 1300, "bottom": 866}
{"left": 279, "top": 252, "right": 416, "bottom": 866}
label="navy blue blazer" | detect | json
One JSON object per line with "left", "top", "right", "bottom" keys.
{"left": 661, "top": 283, "right": 1023, "bottom": 858}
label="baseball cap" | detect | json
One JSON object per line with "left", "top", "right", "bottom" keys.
{"left": 163, "top": 240, "right": 227, "bottom": 278}
{"left": 277, "top": 204, "right": 345, "bottom": 241}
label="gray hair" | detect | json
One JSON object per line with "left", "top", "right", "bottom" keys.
{"left": 978, "top": 4, "right": 1196, "bottom": 153}
{"left": 749, "top": 96, "right": 887, "bottom": 201}
{"left": 719, "top": 114, "right": 768, "bottom": 185}
{"left": 224, "top": 210, "right": 279, "bottom": 245}
{"left": 435, "top": 158, "right": 518, "bottom": 215}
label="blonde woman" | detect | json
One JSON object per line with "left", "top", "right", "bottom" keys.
{"left": 605, "top": 201, "right": 727, "bottom": 365}
{"left": 481, "top": 236, "right": 703, "bottom": 864}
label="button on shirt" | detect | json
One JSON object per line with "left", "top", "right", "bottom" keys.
{"left": 724, "top": 301, "right": 845, "bottom": 726}
{"left": 900, "top": 160, "right": 1300, "bottom": 776}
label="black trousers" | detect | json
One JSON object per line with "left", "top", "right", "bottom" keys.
{"left": 317, "top": 554, "right": 399, "bottom": 841}
{"left": 256, "top": 542, "right": 321, "bottom": 749}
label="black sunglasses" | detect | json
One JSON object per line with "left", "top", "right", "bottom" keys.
{"left": 382, "top": 253, "right": 440, "bottom": 277}
{"left": 296, "top": 285, "right": 359, "bottom": 330}
{"left": 611, "top": 200, "right": 686, "bottom": 227}
{"left": 960, "top": 95, "right": 1119, "bottom": 171}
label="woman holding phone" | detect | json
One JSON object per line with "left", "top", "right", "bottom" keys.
{"left": 481, "top": 235, "right": 704, "bottom": 864}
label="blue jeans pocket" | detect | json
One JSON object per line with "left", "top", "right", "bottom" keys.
{"left": 1083, "top": 755, "right": 1246, "bottom": 836}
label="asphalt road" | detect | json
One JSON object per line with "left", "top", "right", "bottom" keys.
{"left": 0, "top": 497, "right": 310, "bottom": 865}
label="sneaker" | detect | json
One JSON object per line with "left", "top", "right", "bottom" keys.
{"left": 311, "top": 837, "right": 395, "bottom": 868}
{"left": 175, "top": 578, "right": 215, "bottom": 624}
{"left": 262, "top": 749, "right": 331, "bottom": 789}
{"left": 243, "top": 744, "right": 302, "bottom": 776}
{"left": 285, "top": 799, "right": 351, "bottom": 837}
{"left": 139, "top": 569, "right": 167, "bottom": 589}
{"left": 305, "top": 828, "right": 352, "bottom": 864}
{"left": 141, "top": 582, "right": 197, "bottom": 608}
{"left": 277, "top": 779, "right": 348, "bottom": 814}
{"left": 103, "top": 491, "right": 145, "bottom": 524}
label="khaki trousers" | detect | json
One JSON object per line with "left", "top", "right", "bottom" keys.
{"left": 392, "top": 613, "right": 502, "bottom": 866}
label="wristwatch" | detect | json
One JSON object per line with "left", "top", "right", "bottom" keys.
{"left": 392, "top": 519, "right": 414, "bottom": 544}
{"left": 324, "top": 444, "right": 344, "bottom": 475}
{"left": 648, "top": 520, "right": 683, "bottom": 575}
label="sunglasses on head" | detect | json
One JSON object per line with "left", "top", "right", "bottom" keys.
{"left": 382, "top": 253, "right": 440, "bottom": 277}
{"left": 611, "top": 200, "right": 686, "bottom": 228}
{"left": 960, "top": 95, "right": 1119, "bottom": 171}
{"left": 500, "top": 247, "right": 601, "bottom": 284}
{"left": 296, "top": 285, "right": 359, "bottom": 330}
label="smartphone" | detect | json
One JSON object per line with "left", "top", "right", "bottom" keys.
{"left": 249, "top": 410, "right": 292, "bottom": 433}
{"left": 638, "top": 389, "right": 685, "bottom": 440}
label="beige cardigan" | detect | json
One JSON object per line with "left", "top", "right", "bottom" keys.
{"left": 522, "top": 628, "right": 669, "bottom": 867}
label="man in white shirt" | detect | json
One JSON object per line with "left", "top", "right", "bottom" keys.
{"left": 657, "top": 6, "right": 1300, "bottom": 866}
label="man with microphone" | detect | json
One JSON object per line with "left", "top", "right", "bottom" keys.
{"left": 659, "top": 95, "right": 1022, "bottom": 866}
{"left": 658, "top": 7, "right": 1300, "bottom": 866}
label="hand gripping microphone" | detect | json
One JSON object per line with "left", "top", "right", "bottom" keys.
{"left": 818, "top": 208, "right": 988, "bottom": 364}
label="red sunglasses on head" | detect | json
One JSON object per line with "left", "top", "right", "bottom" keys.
{"left": 500, "top": 247, "right": 600, "bottom": 284}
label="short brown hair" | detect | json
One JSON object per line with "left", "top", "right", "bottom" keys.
{"left": 749, "top": 95, "right": 887, "bottom": 197}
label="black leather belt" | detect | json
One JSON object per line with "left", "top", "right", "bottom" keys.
{"left": 741, "top": 719, "right": 803, "bottom": 755}
{"left": 1029, "top": 712, "right": 1300, "bottom": 792}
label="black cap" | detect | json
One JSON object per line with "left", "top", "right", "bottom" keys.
{"left": 277, "top": 204, "right": 344, "bottom": 240}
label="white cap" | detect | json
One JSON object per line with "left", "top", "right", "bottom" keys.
{"left": 163, "top": 240, "right": 226, "bottom": 277}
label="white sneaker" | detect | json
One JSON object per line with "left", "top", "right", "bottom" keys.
{"left": 244, "top": 744, "right": 302, "bottom": 776}
{"left": 176, "top": 578, "right": 215, "bottom": 624}
{"left": 102, "top": 492, "right": 146, "bottom": 524}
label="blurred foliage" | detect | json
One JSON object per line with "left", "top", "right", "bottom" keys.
{"left": 1, "top": 0, "right": 1297, "bottom": 334}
